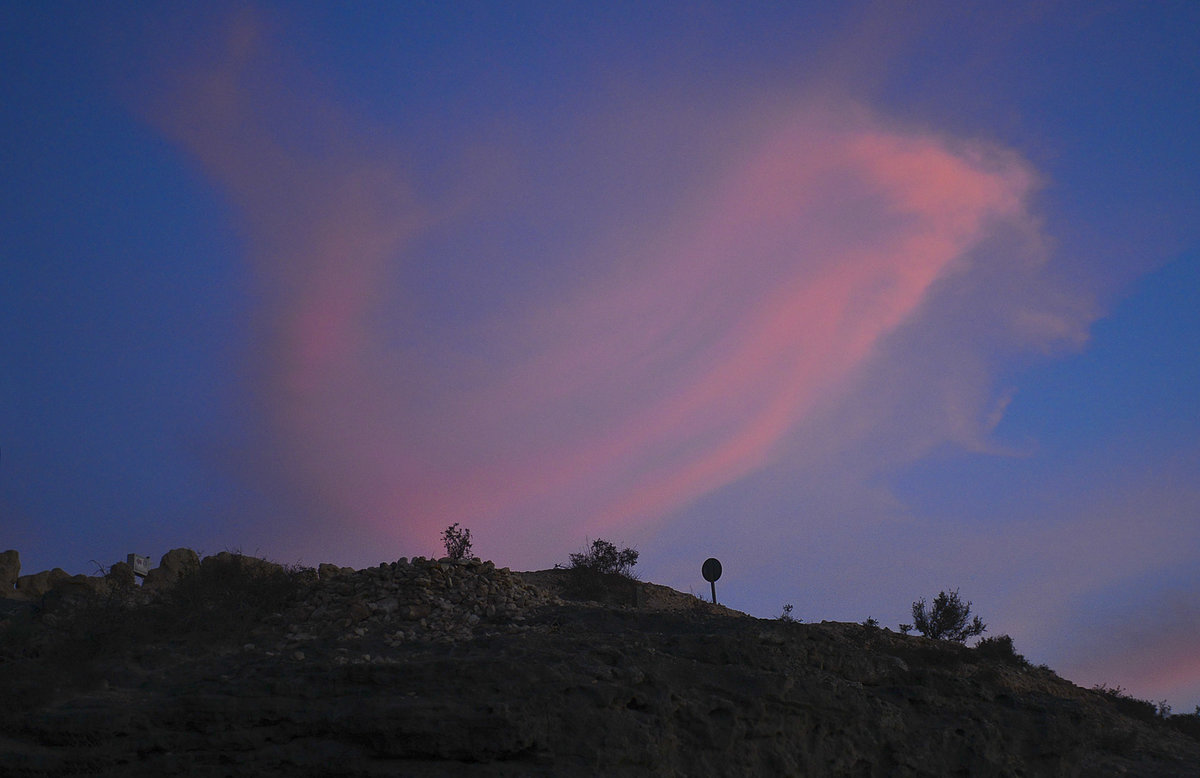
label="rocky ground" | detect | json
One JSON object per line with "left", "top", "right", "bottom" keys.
{"left": 2, "top": 549, "right": 1199, "bottom": 776}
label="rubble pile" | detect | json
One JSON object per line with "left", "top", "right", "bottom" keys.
{"left": 0, "top": 548, "right": 556, "bottom": 651}
{"left": 276, "top": 555, "right": 556, "bottom": 654}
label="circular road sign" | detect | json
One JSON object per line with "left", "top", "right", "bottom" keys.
{"left": 702, "top": 557, "right": 722, "bottom": 583}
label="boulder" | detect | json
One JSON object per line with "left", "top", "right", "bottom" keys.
{"left": 201, "top": 551, "right": 283, "bottom": 577}
{"left": 0, "top": 549, "right": 19, "bottom": 595}
{"left": 143, "top": 548, "right": 201, "bottom": 591}
{"left": 0, "top": 597, "right": 34, "bottom": 620}
{"left": 16, "top": 568, "right": 71, "bottom": 598}
{"left": 161, "top": 548, "right": 201, "bottom": 577}
{"left": 106, "top": 561, "right": 136, "bottom": 589}
{"left": 52, "top": 574, "right": 109, "bottom": 597}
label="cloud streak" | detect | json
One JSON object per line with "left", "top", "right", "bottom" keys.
{"left": 146, "top": 14, "right": 1093, "bottom": 582}
{"left": 150, "top": 17, "right": 1052, "bottom": 567}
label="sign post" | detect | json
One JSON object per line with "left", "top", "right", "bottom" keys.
{"left": 701, "top": 557, "right": 722, "bottom": 605}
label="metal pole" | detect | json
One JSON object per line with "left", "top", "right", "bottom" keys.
{"left": 711, "top": 580, "right": 717, "bottom": 605}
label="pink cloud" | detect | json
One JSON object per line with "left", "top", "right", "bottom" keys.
{"left": 152, "top": 18, "right": 1043, "bottom": 567}
{"left": 482, "top": 118, "right": 1038, "bottom": 539}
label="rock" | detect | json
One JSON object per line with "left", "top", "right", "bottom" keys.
{"left": 106, "top": 561, "right": 135, "bottom": 589}
{"left": 161, "top": 547, "right": 201, "bottom": 577}
{"left": 140, "top": 568, "right": 167, "bottom": 590}
{"left": 0, "top": 549, "right": 19, "bottom": 594}
{"left": 143, "top": 548, "right": 200, "bottom": 590}
{"left": 52, "top": 574, "right": 109, "bottom": 597}
{"left": 371, "top": 597, "right": 400, "bottom": 615}
{"left": 0, "top": 597, "right": 35, "bottom": 620}
{"left": 400, "top": 604, "right": 431, "bottom": 620}
{"left": 16, "top": 568, "right": 70, "bottom": 598}
{"left": 346, "top": 600, "right": 371, "bottom": 623}
{"left": 201, "top": 551, "right": 283, "bottom": 577}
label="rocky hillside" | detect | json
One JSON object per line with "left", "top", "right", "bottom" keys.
{"left": 2, "top": 548, "right": 1198, "bottom": 776}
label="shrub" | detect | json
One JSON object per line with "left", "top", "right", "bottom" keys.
{"left": 558, "top": 539, "right": 639, "bottom": 603}
{"left": 1093, "top": 684, "right": 1159, "bottom": 723}
{"left": 778, "top": 603, "right": 797, "bottom": 622}
{"left": 441, "top": 523, "right": 473, "bottom": 561}
{"left": 568, "top": 539, "right": 638, "bottom": 576}
{"left": 975, "top": 633, "right": 1029, "bottom": 666}
{"left": 1166, "top": 709, "right": 1200, "bottom": 741}
{"left": 911, "top": 589, "right": 986, "bottom": 643}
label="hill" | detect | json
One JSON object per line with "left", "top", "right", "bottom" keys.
{"left": 2, "top": 549, "right": 1198, "bottom": 776}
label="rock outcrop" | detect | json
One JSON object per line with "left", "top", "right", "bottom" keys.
{"left": 2, "top": 547, "right": 211, "bottom": 601}
{"left": 1, "top": 550, "right": 1197, "bottom": 776}
{"left": 142, "top": 547, "right": 201, "bottom": 590}
{"left": 106, "top": 560, "right": 135, "bottom": 589}
{"left": 0, "top": 549, "right": 18, "bottom": 593}
{"left": 15, "top": 567, "right": 70, "bottom": 598}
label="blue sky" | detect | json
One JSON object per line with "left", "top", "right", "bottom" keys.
{"left": 3, "top": 1, "right": 1199, "bottom": 710}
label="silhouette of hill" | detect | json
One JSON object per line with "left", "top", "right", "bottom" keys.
{"left": 2, "top": 549, "right": 1198, "bottom": 776}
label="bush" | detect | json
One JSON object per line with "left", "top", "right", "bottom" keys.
{"left": 975, "top": 634, "right": 1028, "bottom": 666}
{"left": 568, "top": 539, "right": 638, "bottom": 576}
{"left": 441, "top": 523, "right": 473, "bottom": 561}
{"left": 558, "top": 539, "right": 639, "bottom": 603}
{"left": 911, "top": 589, "right": 986, "bottom": 643}
{"left": 1093, "top": 684, "right": 1160, "bottom": 724}
{"left": 1091, "top": 686, "right": 1200, "bottom": 742}
{"left": 1166, "top": 709, "right": 1200, "bottom": 742}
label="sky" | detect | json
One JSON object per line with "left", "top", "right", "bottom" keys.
{"left": 3, "top": 1, "right": 1198, "bottom": 711}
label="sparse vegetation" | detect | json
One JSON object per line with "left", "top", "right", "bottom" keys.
{"left": 910, "top": 589, "right": 986, "bottom": 643}
{"left": 778, "top": 603, "right": 797, "bottom": 622}
{"left": 975, "top": 634, "right": 1029, "bottom": 667}
{"left": 1091, "top": 684, "right": 1200, "bottom": 742}
{"left": 862, "top": 617, "right": 879, "bottom": 628}
{"left": 557, "top": 538, "right": 639, "bottom": 603}
{"left": 1093, "top": 684, "right": 1160, "bottom": 723}
{"left": 1167, "top": 708, "right": 1200, "bottom": 740}
{"left": 566, "top": 539, "right": 639, "bottom": 577}
{"left": 441, "top": 523, "right": 473, "bottom": 561}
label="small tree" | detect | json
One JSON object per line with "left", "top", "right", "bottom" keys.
{"left": 911, "top": 589, "right": 986, "bottom": 643}
{"left": 441, "top": 523, "right": 473, "bottom": 561}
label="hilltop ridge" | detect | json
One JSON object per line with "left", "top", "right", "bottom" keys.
{"left": 1, "top": 548, "right": 1198, "bottom": 776}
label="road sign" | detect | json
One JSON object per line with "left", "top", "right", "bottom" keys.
{"left": 702, "top": 557, "right": 722, "bottom": 604}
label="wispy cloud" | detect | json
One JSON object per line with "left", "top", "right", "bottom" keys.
{"left": 147, "top": 15, "right": 1078, "bottom": 569}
